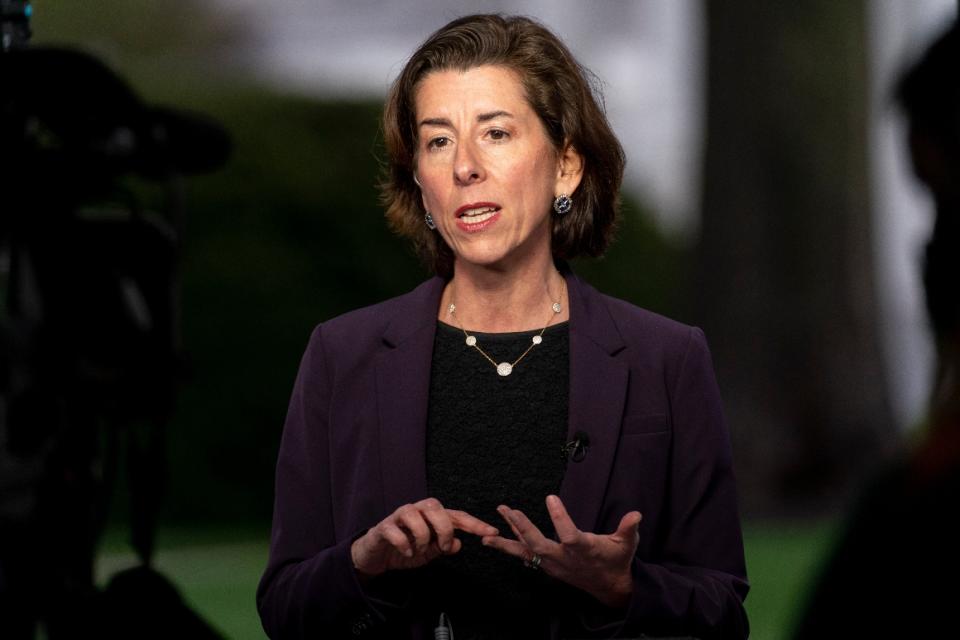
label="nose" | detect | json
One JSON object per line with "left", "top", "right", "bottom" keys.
{"left": 453, "top": 139, "right": 484, "bottom": 185}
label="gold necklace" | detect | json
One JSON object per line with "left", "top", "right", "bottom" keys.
{"left": 447, "top": 278, "right": 565, "bottom": 377}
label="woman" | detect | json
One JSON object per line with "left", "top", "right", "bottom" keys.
{"left": 257, "top": 14, "right": 748, "bottom": 640}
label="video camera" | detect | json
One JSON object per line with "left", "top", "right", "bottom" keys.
{"left": 1, "top": 3, "right": 230, "bottom": 636}
{"left": 1, "top": 0, "right": 31, "bottom": 51}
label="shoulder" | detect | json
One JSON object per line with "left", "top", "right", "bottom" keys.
{"left": 301, "top": 277, "right": 443, "bottom": 367}
{"left": 571, "top": 273, "right": 703, "bottom": 356}
{"left": 319, "top": 277, "right": 440, "bottom": 335}
{"left": 602, "top": 292, "right": 698, "bottom": 344}
{"left": 569, "top": 275, "right": 717, "bottom": 400}
{"left": 606, "top": 294, "right": 710, "bottom": 383}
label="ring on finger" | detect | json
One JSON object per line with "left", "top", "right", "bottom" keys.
{"left": 523, "top": 553, "right": 542, "bottom": 570}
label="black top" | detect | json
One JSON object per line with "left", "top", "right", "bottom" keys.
{"left": 424, "top": 320, "right": 570, "bottom": 640}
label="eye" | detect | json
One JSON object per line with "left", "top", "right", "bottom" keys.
{"left": 487, "top": 129, "right": 509, "bottom": 141}
{"left": 426, "top": 136, "right": 450, "bottom": 150}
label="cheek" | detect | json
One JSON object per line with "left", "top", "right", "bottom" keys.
{"left": 415, "top": 163, "right": 441, "bottom": 208}
{"left": 419, "top": 179, "right": 445, "bottom": 212}
{"left": 510, "top": 158, "right": 557, "bottom": 207}
{"left": 510, "top": 148, "right": 557, "bottom": 188}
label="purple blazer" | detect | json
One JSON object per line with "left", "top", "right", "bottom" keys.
{"left": 257, "top": 269, "right": 749, "bottom": 639}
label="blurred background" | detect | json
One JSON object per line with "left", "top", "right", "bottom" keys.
{"left": 1, "top": 0, "right": 957, "bottom": 638}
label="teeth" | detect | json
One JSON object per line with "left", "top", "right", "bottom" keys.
{"left": 460, "top": 206, "right": 498, "bottom": 220}
{"left": 461, "top": 209, "right": 497, "bottom": 223}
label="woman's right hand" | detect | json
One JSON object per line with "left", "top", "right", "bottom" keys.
{"left": 350, "top": 498, "right": 498, "bottom": 578}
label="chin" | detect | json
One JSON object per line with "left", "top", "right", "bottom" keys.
{"left": 455, "top": 255, "right": 507, "bottom": 271}
{"left": 450, "top": 240, "right": 507, "bottom": 266}
{"left": 451, "top": 235, "right": 543, "bottom": 271}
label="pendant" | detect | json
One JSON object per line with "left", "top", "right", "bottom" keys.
{"left": 497, "top": 362, "right": 513, "bottom": 377}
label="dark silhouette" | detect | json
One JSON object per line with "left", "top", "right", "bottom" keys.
{"left": 1, "top": 3, "right": 228, "bottom": 637}
{"left": 795, "top": 19, "right": 960, "bottom": 638}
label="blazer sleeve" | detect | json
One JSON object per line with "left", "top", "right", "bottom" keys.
{"left": 256, "top": 325, "right": 407, "bottom": 639}
{"left": 580, "top": 327, "right": 749, "bottom": 639}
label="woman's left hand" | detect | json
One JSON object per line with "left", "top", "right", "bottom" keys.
{"left": 482, "top": 494, "right": 641, "bottom": 608}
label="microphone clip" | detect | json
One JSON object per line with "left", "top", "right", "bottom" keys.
{"left": 561, "top": 431, "right": 589, "bottom": 462}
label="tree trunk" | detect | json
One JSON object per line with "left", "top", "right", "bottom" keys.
{"left": 698, "top": 0, "right": 896, "bottom": 515}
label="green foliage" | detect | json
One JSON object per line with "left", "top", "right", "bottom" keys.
{"left": 157, "top": 84, "right": 428, "bottom": 522}
{"left": 31, "top": 0, "right": 247, "bottom": 58}
{"left": 574, "top": 194, "right": 687, "bottom": 320}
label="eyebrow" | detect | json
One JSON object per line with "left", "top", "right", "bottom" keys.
{"left": 478, "top": 110, "right": 513, "bottom": 122}
{"left": 418, "top": 110, "right": 514, "bottom": 128}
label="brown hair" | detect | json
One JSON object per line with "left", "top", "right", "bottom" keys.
{"left": 381, "top": 13, "right": 625, "bottom": 277}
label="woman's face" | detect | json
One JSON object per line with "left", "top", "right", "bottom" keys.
{"left": 414, "top": 65, "right": 582, "bottom": 272}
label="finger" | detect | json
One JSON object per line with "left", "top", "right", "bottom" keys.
{"left": 447, "top": 509, "right": 499, "bottom": 537}
{"left": 421, "top": 539, "right": 447, "bottom": 563}
{"left": 395, "top": 506, "right": 432, "bottom": 552}
{"left": 415, "top": 498, "right": 464, "bottom": 551}
{"left": 380, "top": 522, "right": 414, "bottom": 557}
{"left": 415, "top": 497, "right": 445, "bottom": 510}
{"left": 545, "top": 495, "right": 582, "bottom": 545}
{"left": 496, "top": 505, "right": 525, "bottom": 541}
{"left": 483, "top": 536, "right": 556, "bottom": 576}
{"left": 481, "top": 535, "right": 530, "bottom": 560}
{"left": 421, "top": 507, "right": 456, "bottom": 552}
{"left": 443, "top": 537, "right": 462, "bottom": 555}
{"left": 612, "top": 511, "right": 643, "bottom": 541}
{"left": 497, "top": 505, "right": 549, "bottom": 549}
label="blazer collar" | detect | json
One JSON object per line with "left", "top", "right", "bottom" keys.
{"left": 376, "top": 276, "right": 445, "bottom": 511}
{"left": 381, "top": 276, "right": 446, "bottom": 348}
{"left": 560, "top": 263, "right": 626, "bottom": 357}
{"left": 559, "top": 267, "right": 630, "bottom": 533}
{"left": 378, "top": 266, "right": 627, "bottom": 354}
{"left": 376, "top": 268, "right": 630, "bottom": 534}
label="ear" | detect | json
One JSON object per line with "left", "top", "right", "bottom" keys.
{"left": 413, "top": 170, "right": 429, "bottom": 212}
{"left": 555, "top": 142, "right": 584, "bottom": 196}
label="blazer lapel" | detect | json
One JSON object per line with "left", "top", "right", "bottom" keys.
{"left": 372, "top": 270, "right": 629, "bottom": 533}
{"left": 376, "top": 277, "right": 445, "bottom": 511}
{"left": 559, "top": 269, "right": 629, "bottom": 534}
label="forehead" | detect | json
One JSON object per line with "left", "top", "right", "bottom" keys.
{"left": 414, "top": 65, "right": 531, "bottom": 118}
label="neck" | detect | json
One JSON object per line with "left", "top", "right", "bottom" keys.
{"left": 441, "top": 256, "right": 567, "bottom": 333}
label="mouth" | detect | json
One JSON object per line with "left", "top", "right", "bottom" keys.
{"left": 455, "top": 202, "right": 501, "bottom": 223}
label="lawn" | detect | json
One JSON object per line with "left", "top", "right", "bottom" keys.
{"left": 96, "top": 519, "right": 837, "bottom": 640}
{"left": 741, "top": 520, "right": 839, "bottom": 640}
